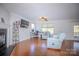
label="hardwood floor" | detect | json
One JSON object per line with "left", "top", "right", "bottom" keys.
{"left": 10, "top": 38, "right": 79, "bottom": 56}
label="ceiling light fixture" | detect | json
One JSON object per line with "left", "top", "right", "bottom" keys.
{"left": 40, "top": 16, "right": 48, "bottom": 21}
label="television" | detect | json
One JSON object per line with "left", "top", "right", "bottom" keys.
{"left": 20, "top": 19, "right": 29, "bottom": 28}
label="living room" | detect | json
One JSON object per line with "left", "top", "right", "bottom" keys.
{"left": 0, "top": 3, "right": 79, "bottom": 56}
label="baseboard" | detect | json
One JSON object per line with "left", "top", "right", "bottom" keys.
{"left": 47, "top": 48, "right": 61, "bottom": 51}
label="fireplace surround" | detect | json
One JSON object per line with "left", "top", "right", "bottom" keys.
{"left": 0, "top": 29, "right": 7, "bottom": 55}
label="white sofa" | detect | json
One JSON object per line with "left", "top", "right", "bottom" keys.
{"left": 47, "top": 33, "right": 66, "bottom": 49}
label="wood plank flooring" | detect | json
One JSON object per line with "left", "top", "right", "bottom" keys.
{"left": 10, "top": 38, "right": 79, "bottom": 56}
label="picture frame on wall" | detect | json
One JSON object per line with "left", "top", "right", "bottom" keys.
{"left": 20, "top": 19, "right": 29, "bottom": 28}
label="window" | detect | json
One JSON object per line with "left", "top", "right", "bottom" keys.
{"left": 41, "top": 27, "right": 54, "bottom": 34}
{"left": 74, "top": 25, "right": 79, "bottom": 36}
{"left": 31, "top": 23, "right": 35, "bottom": 29}
{"left": 41, "top": 23, "right": 54, "bottom": 34}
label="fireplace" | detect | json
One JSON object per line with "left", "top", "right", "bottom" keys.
{"left": 0, "top": 29, "right": 7, "bottom": 55}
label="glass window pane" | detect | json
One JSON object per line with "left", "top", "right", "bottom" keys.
{"left": 74, "top": 25, "right": 79, "bottom": 36}
{"left": 41, "top": 23, "right": 54, "bottom": 34}
{"left": 42, "top": 28, "right": 47, "bottom": 32}
{"left": 41, "top": 28, "right": 54, "bottom": 34}
{"left": 48, "top": 28, "right": 54, "bottom": 34}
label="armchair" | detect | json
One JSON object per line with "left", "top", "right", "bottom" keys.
{"left": 47, "top": 33, "right": 66, "bottom": 49}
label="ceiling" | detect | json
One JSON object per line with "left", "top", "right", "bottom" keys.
{"left": 1, "top": 3, "right": 79, "bottom": 21}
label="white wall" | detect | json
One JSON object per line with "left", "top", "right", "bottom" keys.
{"left": 9, "top": 13, "right": 31, "bottom": 46}
{"left": 0, "top": 6, "right": 10, "bottom": 47}
{"left": 19, "top": 28, "right": 30, "bottom": 42}
{"left": 34, "top": 19, "right": 79, "bottom": 40}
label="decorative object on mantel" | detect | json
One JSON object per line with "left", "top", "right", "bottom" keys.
{"left": 1, "top": 17, "right": 5, "bottom": 23}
